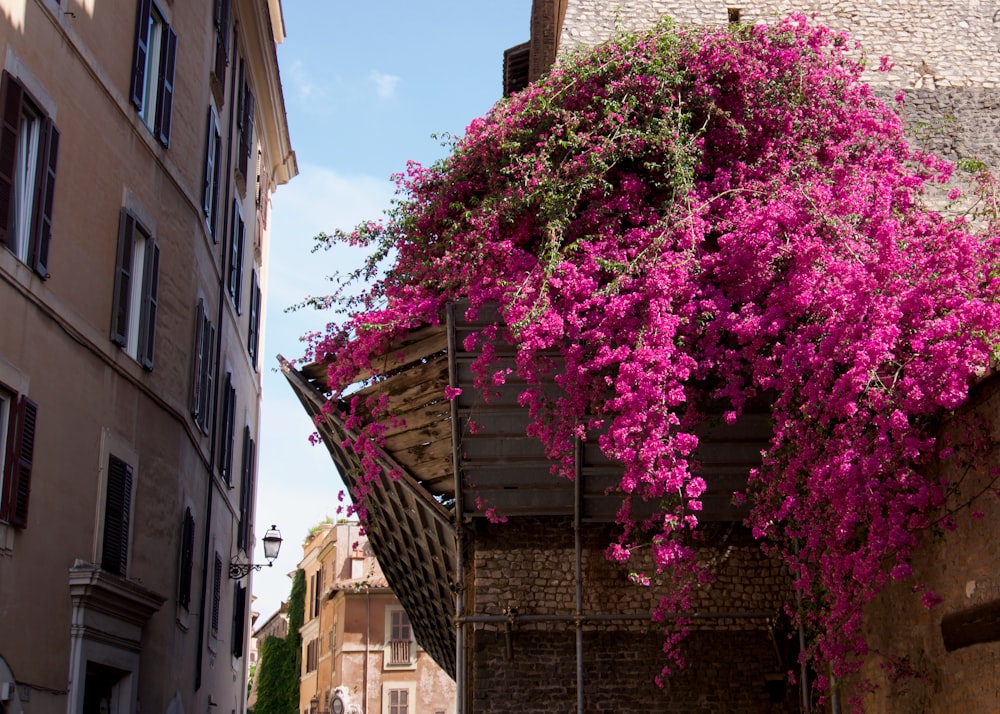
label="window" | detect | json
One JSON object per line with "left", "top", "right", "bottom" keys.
{"left": 247, "top": 269, "right": 261, "bottom": 368}
{"left": 212, "top": 0, "right": 231, "bottom": 87}
{"left": 387, "top": 689, "right": 408, "bottom": 714}
{"left": 130, "top": 0, "right": 176, "bottom": 145}
{"left": 101, "top": 454, "right": 133, "bottom": 576}
{"left": 232, "top": 583, "right": 247, "bottom": 657}
{"left": 111, "top": 209, "right": 160, "bottom": 369}
{"left": 0, "top": 386, "right": 37, "bottom": 528}
{"left": 237, "top": 426, "right": 255, "bottom": 550}
{"left": 190, "top": 300, "right": 216, "bottom": 433}
{"left": 387, "top": 609, "right": 413, "bottom": 666}
{"left": 202, "top": 108, "right": 222, "bottom": 240}
{"left": 227, "top": 200, "right": 244, "bottom": 313}
{"left": 211, "top": 553, "right": 223, "bottom": 635}
{"left": 0, "top": 70, "right": 58, "bottom": 277}
{"left": 304, "top": 638, "right": 318, "bottom": 673}
{"left": 218, "top": 373, "right": 236, "bottom": 485}
{"left": 178, "top": 507, "right": 195, "bottom": 609}
{"left": 236, "top": 60, "right": 254, "bottom": 180}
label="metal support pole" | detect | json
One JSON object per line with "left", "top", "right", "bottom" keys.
{"left": 447, "top": 303, "right": 467, "bottom": 714}
{"left": 574, "top": 437, "right": 584, "bottom": 714}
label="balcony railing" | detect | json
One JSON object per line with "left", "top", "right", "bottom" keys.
{"left": 388, "top": 639, "right": 411, "bottom": 665}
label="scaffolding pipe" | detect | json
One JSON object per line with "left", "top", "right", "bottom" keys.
{"left": 574, "top": 437, "right": 584, "bottom": 714}
{"left": 447, "top": 303, "right": 467, "bottom": 714}
{"left": 457, "top": 611, "right": 774, "bottom": 625}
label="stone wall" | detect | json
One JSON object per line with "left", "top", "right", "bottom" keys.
{"left": 553, "top": 0, "right": 1000, "bottom": 169}
{"left": 466, "top": 517, "right": 798, "bottom": 712}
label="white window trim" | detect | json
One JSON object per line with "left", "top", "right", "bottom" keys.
{"left": 381, "top": 683, "right": 415, "bottom": 714}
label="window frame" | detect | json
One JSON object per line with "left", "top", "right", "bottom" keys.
{"left": 190, "top": 299, "right": 216, "bottom": 433}
{"left": 218, "top": 372, "right": 236, "bottom": 485}
{"left": 236, "top": 60, "right": 255, "bottom": 181}
{"left": 0, "top": 384, "right": 36, "bottom": 528}
{"left": 129, "top": 0, "right": 177, "bottom": 146}
{"left": 0, "top": 70, "right": 59, "bottom": 278}
{"left": 178, "top": 507, "right": 195, "bottom": 609}
{"left": 247, "top": 269, "right": 261, "bottom": 368}
{"left": 227, "top": 200, "right": 245, "bottom": 313}
{"left": 201, "top": 108, "right": 222, "bottom": 240}
{"left": 110, "top": 208, "right": 160, "bottom": 370}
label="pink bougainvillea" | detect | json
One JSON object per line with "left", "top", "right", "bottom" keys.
{"left": 305, "top": 17, "right": 1000, "bottom": 698}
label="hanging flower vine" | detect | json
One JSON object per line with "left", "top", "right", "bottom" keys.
{"left": 303, "top": 16, "right": 1000, "bottom": 699}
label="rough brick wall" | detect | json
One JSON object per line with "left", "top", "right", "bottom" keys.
{"left": 466, "top": 518, "right": 798, "bottom": 712}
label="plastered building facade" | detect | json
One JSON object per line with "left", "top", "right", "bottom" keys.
{"left": 0, "top": 3, "right": 295, "bottom": 714}
{"left": 296, "top": 523, "right": 456, "bottom": 714}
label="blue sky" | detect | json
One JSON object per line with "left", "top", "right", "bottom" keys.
{"left": 252, "top": 1, "right": 533, "bottom": 620}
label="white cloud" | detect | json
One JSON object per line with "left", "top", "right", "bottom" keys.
{"left": 286, "top": 58, "right": 324, "bottom": 103}
{"left": 369, "top": 69, "right": 401, "bottom": 100}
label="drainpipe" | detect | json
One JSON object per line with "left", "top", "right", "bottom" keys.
{"left": 363, "top": 585, "right": 370, "bottom": 714}
{"left": 195, "top": 24, "right": 240, "bottom": 693}
{"left": 446, "top": 303, "right": 466, "bottom": 713}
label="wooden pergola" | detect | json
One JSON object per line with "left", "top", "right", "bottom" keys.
{"left": 281, "top": 302, "right": 773, "bottom": 681}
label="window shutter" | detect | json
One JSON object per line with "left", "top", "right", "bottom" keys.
{"left": 0, "top": 72, "right": 24, "bottom": 249}
{"left": 138, "top": 238, "right": 159, "bottom": 369}
{"left": 219, "top": 374, "right": 235, "bottom": 484}
{"left": 190, "top": 300, "right": 207, "bottom": 417}
{"left": 154, "top": 25, "right": 177, "bottom": 146}
{"left": 248, "top": 270, "right": 260, "bottom": 366}
{"left": 213, "top": 0, "right": 231, "bottom": 85}
{"left": 202, "top": 110, "right": 216, "bottom": 217}
{"left": 110, "top": 210, "right": 136, "bottom": 347}
{"left": 102, "top": 455, "right": 133, "bottom": 576}
{"left": 130, "top": 0, "right": 153, "bottom": 109}
{"left": 211, "top": 553, "right": 223, "bottom": 633}
{"left": 179, "top": 507, "right": 195, "bottom": 608}
{"left": 30, "top": 121, "right": 58, "bottom": 278}
{"left": 6, "top": 396, "right": 37, "bottom": 528}
{"left": 228, "top": 202, "right": 244, "bottom": 312}
{"left": 199, "top": 317, "right": 216, "bottom": 429}
{"left": 237, "top": 425, "right": 252, "bottom": 550}
{"left": 232, "top": 583, "right": 247, "bottom": 657}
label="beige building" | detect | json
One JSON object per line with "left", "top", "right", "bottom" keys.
{"left": 297, "top": 523, "right": 455, "bottom": 714}
{"left": 0, "top": 3, "right": 295, "bottom": 714}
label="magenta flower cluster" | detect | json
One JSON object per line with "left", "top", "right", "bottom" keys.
{"left": 307, "top": 17, "right": 1000, "bottom": 695}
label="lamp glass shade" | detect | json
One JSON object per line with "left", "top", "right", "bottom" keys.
{"left": 262, "top": 525, "right": 282, "bottom": 561}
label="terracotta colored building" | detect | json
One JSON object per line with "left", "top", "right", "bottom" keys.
{"left": 296, "top": 522, "right": 455, "bottom": 714}
{"left": 0, "top": 3, "right": 295, "bottom": 714}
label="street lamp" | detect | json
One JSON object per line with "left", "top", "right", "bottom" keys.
{"left": 229, "top": 524, "right": 283, "bottom": 579}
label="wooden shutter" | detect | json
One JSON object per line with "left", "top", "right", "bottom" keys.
{"left": 199, "top": 316, "right": 216, "bottom": 430}
{"left": 228, "top": 202, "right": 244, "bottom": 312}
{"left": 219, "top": 374, "right": 235, "bottom": 484}
{"left": 232, "top": 583, "right": 247, "bottom": 657}
{"left": 190, "top": 300, "right": 207, "bottom": 418}
{"left": 130, "top": 0, "right": 153, "bottom": 109}
{"left": 110, "top": 210, "right": 136, "bottom": 346}
{"left": 101, "top": 455, "right": 133, "bottom": 576}
{"left": 211, "top": 553, "right": 222, "bottom": 633}
{"left": 154, "top": 25, "right": 177, "bottom": 146}
{"left": 178, "top": 507, "right": 195, "bottom": 608}
{"left": 30, "top": 120, "right": 58, "bottom": 277}
{"left": 239, "top": 89, "right": 255, "bottom": 178}
{"left": 0, "top": 71, "right": 24, "bottom": 249}
{"left": 248, "top": 270, "right": 260, "bottom": 366}
{"left": 213, "top": 0, "right": 231, "bottom": 85}
{"left": 202, "top": 110, "right": 216, "bottom": 217}
{"left": 138, "top": 237, "right": 159, "bottom": 369}
{"left": 237, "top": 427, "right": 255, "bottom": 550}
{"left": 5, "top": 396, "right": 37, "bottom": 528}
